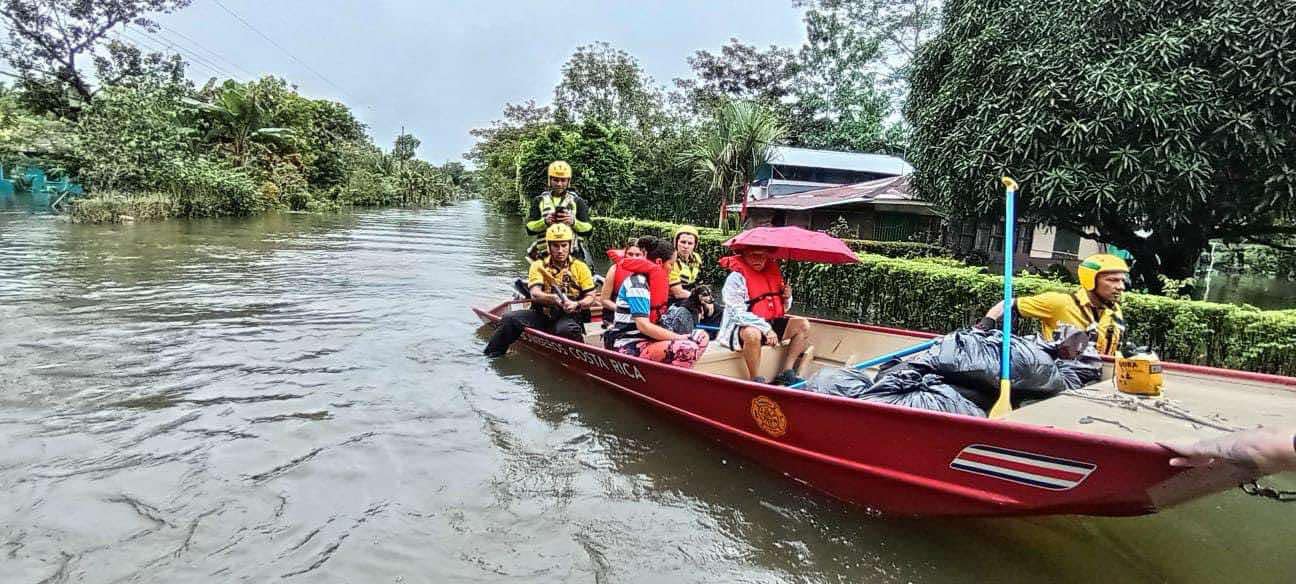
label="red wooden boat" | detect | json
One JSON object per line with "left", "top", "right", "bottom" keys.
{"left": 473, "top": 299, "right": 1296, "bottom": 517}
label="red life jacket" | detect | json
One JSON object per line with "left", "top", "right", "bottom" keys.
{"left": 719, "top": 254, "right": 785, "bottom": 320}
{"left": 607, "top": 249, "right": 669, "bottom": 322}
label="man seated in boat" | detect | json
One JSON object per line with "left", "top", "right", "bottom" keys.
{"left": 603, "top": 236, "right": 709, "bottom": 368}
{"left": 484, "top": 224, "right": 597, "bottom": 357}
{"left": 976, "top": 253, "right": 1128, "bottom": 356}
{"left": 717, "top": 246, "right": 812, "bottom": 385}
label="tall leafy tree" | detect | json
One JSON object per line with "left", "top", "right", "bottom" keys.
{"left": 795, "top": 0, "right": 943, "bottom": 106}
{"left": 515, "top": 121, "right": 633, "bottom": 216}
{"left": 0, "top": 0, "right": 192, "bottom": 111}
{"left": 906, "top": 0, "right": 1296, "bottom": 289}
{"left": 553, "top": 42, "right": 667, "bottom": 137}
{"left": 466, "top": 100, "right": 553, "bottom": 214}
{"left": 673, "top": 39, "right": 801, "bottom": 117}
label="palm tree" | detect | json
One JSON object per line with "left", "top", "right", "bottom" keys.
{"left": 679, "top": 100, "right": 786, "bottom": 230}
{"left": 183, "top": 81, "right": 293, "bottom": 166}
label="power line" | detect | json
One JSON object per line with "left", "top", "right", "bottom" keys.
{"left": 207, "top": 0, "right": 349, "bottom": 96}
{"left": 123, "top": 24, "right": 236, "bottom": 79}
{"left": 115, "top": 27, "right": 229, "bottom": 79}
{"left": 156, "top": 23, "right": 256, "bottom": 78}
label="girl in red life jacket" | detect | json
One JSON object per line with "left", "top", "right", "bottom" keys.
{"left": 599, "top": 238, "right": 643, "bottom": 314}
{"left": 604, "top": 236, "right": 709, "bottom": 368}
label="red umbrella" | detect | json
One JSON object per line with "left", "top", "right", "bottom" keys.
{"left": 722, "top": 226, "right": 860, "bottom": 264}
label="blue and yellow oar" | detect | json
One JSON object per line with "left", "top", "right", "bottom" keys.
{"left": 988, "top": 176, "right": 1018, "bottom": 418}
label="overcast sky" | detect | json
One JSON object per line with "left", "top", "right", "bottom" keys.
{"left": 142, "top": 0, "right": 807, "bottom": 163}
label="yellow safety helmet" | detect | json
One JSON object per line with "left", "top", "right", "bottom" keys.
{"left": 545, "top": 223, "right": 575, "bottom": 243}
{"left": 1077, "top": 254, "right": 1130, "bottom": 290}
{"left": 673, "top": 224, "right": 700, "bottom": 243}
{"left": 547, "top": 160, "right": 572, "bottom": 179}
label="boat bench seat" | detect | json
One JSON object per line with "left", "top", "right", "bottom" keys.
{"left": 696, "top": 343, "right": 790, "bottom": 379}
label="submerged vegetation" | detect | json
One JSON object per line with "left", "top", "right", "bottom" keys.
{"left": 0, "top": 0, "right": 465, "bottom": 223}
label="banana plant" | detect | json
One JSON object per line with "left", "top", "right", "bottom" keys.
{"left": 182, "top": 81, "right": 294, "bottom": 167}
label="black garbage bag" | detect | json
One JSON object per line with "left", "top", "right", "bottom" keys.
{"left": 910, "top": 329, "right": 1072, "bottom": 411}
{"left": 805, "top": 366, "right": 874, "bottom": 398}
{"left": 862, "top": 369, "right": 986, "bottom": 417}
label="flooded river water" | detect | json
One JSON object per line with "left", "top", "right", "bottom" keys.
{"left": 1, "top": 200, "right": 1291, "bottom": 583}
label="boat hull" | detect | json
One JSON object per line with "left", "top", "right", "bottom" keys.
{"left": 472, "top": 301, "right": 1283, "bottom": 517}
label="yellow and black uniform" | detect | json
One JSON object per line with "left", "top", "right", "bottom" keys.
{"left": 524, "top": 191, "right": 592, "bottom": 236}
{"left": 527, "top": 257, "right": 596, "bottom": 300}
{"left": 483, "top": 256, "right": 596, "bottom": 357}
{"left": 1015, "top": 289, "right": 1125, "bottom": 355}
{"left": 524, "top": 191, "right": 592, "bottom": 261}
{"left": 669, "top": 252, "right": 703, "bottom": 290}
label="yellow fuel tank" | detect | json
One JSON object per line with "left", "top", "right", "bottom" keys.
{"left": 1115, "top": 352, "right": 1164, "bottom": 396}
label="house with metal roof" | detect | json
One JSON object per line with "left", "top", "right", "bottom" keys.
{"left": 736, "top": 147, "right": 1103, "bottom": 270}
{"left": 749, "top": 146, "right": 913, "bottom": 200}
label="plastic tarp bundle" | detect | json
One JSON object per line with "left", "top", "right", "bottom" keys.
{"left": 906, "top": 329, "right": 1102, "bottom": 411}
{"left": 805, "top": 328, "right": 1103, "bottom": 417}
{"left": 805, "top": 363, "right": 985, "bottom": 417}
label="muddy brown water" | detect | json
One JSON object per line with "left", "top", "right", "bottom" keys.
{"left": 1, "top": 199, "right": 1292, "bottom": 583}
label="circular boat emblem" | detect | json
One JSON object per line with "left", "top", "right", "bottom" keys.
{"left": 750, "top": 395, "right": 787, "bottom": 438}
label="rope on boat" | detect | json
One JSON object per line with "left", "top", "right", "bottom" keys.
{"left": 1059, "top": 388, "right": 1242, "bottom": 432}
{"left": 1241, "top": 481, "right": 1296, "bottom": 502}
{"left": 1061, "top": 389, "right": 1296, "bottom": 503}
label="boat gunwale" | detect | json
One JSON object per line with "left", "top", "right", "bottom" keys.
{"left": 471, "top": 300, "right": 1234, "bottom": 455}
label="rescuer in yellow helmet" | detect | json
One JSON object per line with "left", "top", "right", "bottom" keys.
{"left": 485, "top": 223, "right": 597, "bottom": 357}
{"left": 977, "top": 253, "right": 1129, "bottom": 355}
{"left": 524, "top": 161, "right": 592, "bottom": 261}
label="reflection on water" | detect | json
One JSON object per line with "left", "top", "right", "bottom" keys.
{"left": 1, "top": 200, "right": 1292, "bottom": 583}
{"left": 1199, "top": 273, "right": 1296, "bottom": 310}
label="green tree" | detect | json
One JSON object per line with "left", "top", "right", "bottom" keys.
{"left": 467, "top": 100, "right": 553, "bottom": 214}
{"left": 795, "top": 0, "right": 943, "bottom": 107}
{"left": 0, "top": 81, "right": 77, "bottom": 167}
{"left": 74, "top": 82, "right": 193, "bottom": 189}
{"left": 673, "top": 39, "right": 801, "bottom": 118}
{"left": 0, "top": 0, "right": 192, "bottom": 111}
{"left": 793, "top": 1, "right": 912, "bottom": 154}
{"left": 553, "top": 42, "right": 667, "bottom": 136}
{"left": 679, "top": 100, "right": 786, "bottom": 230}
{"left": 515, "top": 121, "right": 634, "bottom": 216}
{"left": 906, "top": 0, "right": 1296, "bottom": 289}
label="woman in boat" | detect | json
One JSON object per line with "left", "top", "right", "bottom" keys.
{"left": 604, "top": 236, "right": 708, "bottom": 368}
{"left": 669, "top": 225, "right": 719, "bottom": 333}
{"left": 599, "top": 237, "right": 644, "bottom": 314}
{"left": 718, "top": 246, "right": 811, "bottom": 385}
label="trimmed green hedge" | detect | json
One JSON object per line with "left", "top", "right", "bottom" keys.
{"left": 590, "top": 216, "right": 1296, "bottom": 375}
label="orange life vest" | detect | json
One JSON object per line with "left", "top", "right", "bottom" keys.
{"left": 607, "top": 249, "right": 669, "bottom": 322}
{"left": 719, "top": 255, "right": 785, "bottom": 320}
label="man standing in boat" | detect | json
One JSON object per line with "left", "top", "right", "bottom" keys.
{"left": 976, "top": 253, "right": 1128, "bottom": 355}
{"left": 484, "top": 224, "right": 597, "bottom": 357}
{"left": 717, "top": 246, "right": 812, "bottom": 385}
{"left": 524, "top": 161, "right": 592, "bottom": 261}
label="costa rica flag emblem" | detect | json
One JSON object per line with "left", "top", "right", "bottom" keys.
{"left": 951, "top": 444, "right": 1097, "bottom": 491}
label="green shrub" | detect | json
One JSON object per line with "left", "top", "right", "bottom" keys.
{"left": 591, "top": 216, "right": 1296, "bottom": 375}
{"left": 69, "top": 192, "right": 180, "bottom": 223}
{"left": 165, "top": 158, "right": 264, "bottom": 217}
